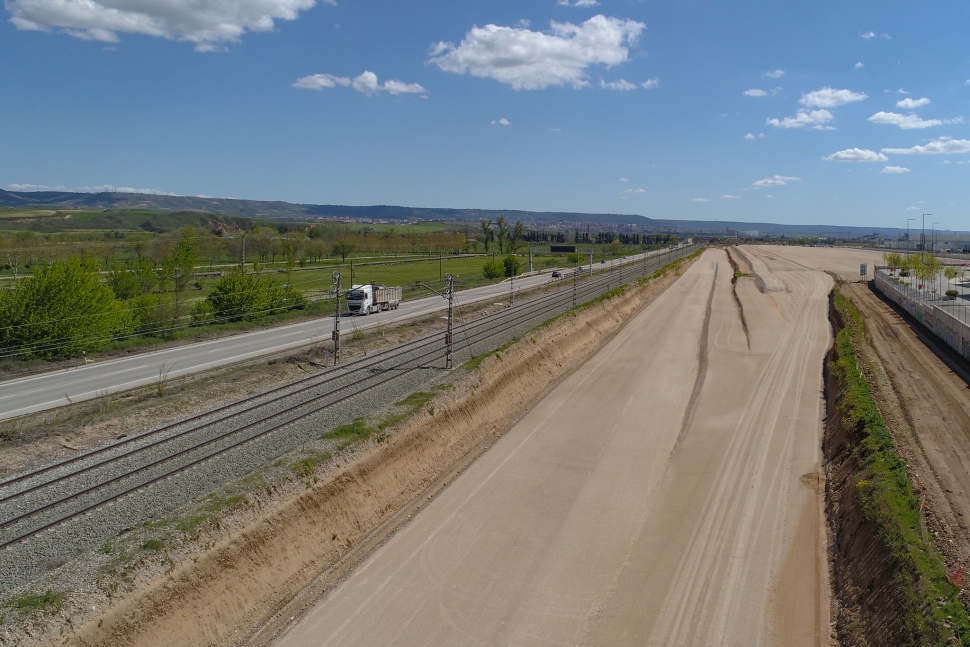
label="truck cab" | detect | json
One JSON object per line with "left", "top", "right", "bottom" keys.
{"left": 347, "top": 284, "right": 375, "bottom": 315}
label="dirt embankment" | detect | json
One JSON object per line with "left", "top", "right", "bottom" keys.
{"left": 824, "top": 314, "right": 907, "bottom": 644}
{"left": 823, "top": 289, "right": 968, "bottom": 646}
{"left": 61, "top": 257, "right": 698, "bottom": 647}
{"left": 842, "top": 282, "right": 970, "bottom": 579}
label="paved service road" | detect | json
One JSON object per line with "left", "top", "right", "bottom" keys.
{"left": 0, "top": 249, "right": 676, "bottom": 421}
{"left": 272, "top": 245, "right": 862, "bottom": 646}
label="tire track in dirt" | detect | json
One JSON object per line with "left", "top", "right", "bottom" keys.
{"left": 724, "top": 247, "right": 752, "bottom": 351}
{"left": 675, "top": 261, "right": 718, "bottom": 448}
{"left": 648, "top": 268, "right": 830, "bottom": 646}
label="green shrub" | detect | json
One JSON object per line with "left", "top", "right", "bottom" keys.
{"left": 190, "top": 299, "right": 215, "bottom": 325}
{"left": 503, "top": 255, "right": 522, "bottom": 277}
{"left": 482, "top": 260, "right": 503, "bottom": 279}
{"left": 0, "top": 258, "right": 134, "bottom": 359}
{"left": 205, "top": 268, "right": 306, "bottom": 322}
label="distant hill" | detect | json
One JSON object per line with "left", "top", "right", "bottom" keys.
{"left": 0, "top": 189, "right": 921, "bottom": 238}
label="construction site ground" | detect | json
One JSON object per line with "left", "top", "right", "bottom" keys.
{"left": 9, "top": 245, "right": 970, "bottom": 647}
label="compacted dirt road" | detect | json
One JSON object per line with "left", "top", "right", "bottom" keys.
{"left": 269, "top": 245, "right": 886, "bottom": 647}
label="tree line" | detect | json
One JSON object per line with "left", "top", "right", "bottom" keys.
{"left": 0, "top": 222, "right": 473, "bottom": 276}
{"left": 0, "top": 227, "right": 306, "bottom": 360}
{"left": 882, "top": 251, "right": 965, "bottom": 298}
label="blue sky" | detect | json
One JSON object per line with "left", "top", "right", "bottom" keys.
{"left": 2, "top": 0, "right": 968, "bottom": 228}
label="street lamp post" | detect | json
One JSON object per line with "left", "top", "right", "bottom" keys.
{"left": 907, "top": 218, "right": 915, "bottom": 251}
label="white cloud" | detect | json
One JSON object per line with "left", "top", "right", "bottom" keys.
{"left": 881, "top": 166, "right": 910, "bottom": 173}
{"left": 743, "top": 89, "right": 767, "bottom": 97}
{"left": 621, "top": 188, "right": 646, "bottom": 197}
{"left": 490, "top": 118, "right": 511, "bottom": 126}
{"left": 601, "top": 78, "right": 637, "bottom": 91}
{"left": 9, "top": 182, "right": 177, "bottom": 195}
{"left": 352, "top": 71, "right": 381, "bottom": 94}
{"left": 744, "top": 132, "right": 764, "bottom": 140}
{"left": 766, "top": 109, "right": 835, "bottom": 130}
{"left": 896, "top": 97, "right": 930, "bottom": 109}
{"left": 618, "top": 177, "right": 629, "bottom": 183}
{"left": 8, "top": 183, "right": 66, "bottom": 191}
{"left": 861, "top": 31, "right": 890, "bottom": 39}
{"left": 293, "top": 73, "right": 351, "bottom": 90}
{"left": 429, "top": 15, "right": 645, "bottom": 90}
{"left": 800, "top": 87, "right": 868, "bottom": 108}
{"left": 641, "top": 77, "right": 659, "bottom": 89}
{"left": 868, "top": 111, "right": 962, "bottom": 129}
{"left": 6, "top": 0, "right": 318, "bottom": 50}
{"left": 294, "top": 71, "right": 425, "bottom": 95}
{"left": 721, "top": 194, "right": 742, "bottom": 199}
{"left": 823, "top": 148, "right": 888, "bottom": 162}
{"left": 90, "top": 185, "right": 179, "bottom": 195}
{"left": 763, "top": 69, "right": 785, "bottom": 79}
{"left": 854, "top": 62, "right": 864, "bottom": 69}
{"left": 557, "top": 0, "right": 600, "bottom": 6}
{"left": 752, "top": 175, "right": 800, "bottom": 188}
{"left": 882, "top": 137, "right": 970, "bottom": 155}
{"left": 379, "top": 78, "right": 426, "bottom": 95}
{"left": 691, "top": 198, "right": 710, "bottom": 203}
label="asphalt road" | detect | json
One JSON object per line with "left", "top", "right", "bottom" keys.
{"left": 0, "top": 249, "right": 676, "bottom": 421}
{"left": 271, "top": 245, "right": 853, "bottom": 646}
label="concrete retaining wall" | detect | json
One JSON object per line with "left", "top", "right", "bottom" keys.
{"left": 874, "top": 271, "right": 970, "bottom": 361}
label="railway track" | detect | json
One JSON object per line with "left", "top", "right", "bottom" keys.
{"left": 0, "top": 245, "right": 699, "bottom": 589}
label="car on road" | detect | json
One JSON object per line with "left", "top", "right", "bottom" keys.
{"left": 551, "top": 271, "right": 562, "bottom": 279}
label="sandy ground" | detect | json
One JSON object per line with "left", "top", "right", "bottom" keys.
{"left": 747, "top": 245, "right": 884, "bottom": 282}
{"left": 272, "top": 246, "right": 842, "bottom": 646}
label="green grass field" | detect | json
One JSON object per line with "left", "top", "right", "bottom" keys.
{"left": 351, "top": 221, "right": 452, "bottom": 234}
{"left": 184, "top": 254, "right": 564, "bottom": 306}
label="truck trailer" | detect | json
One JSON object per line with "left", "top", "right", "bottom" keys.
{"left": 347, "top": 283, "right": 402, "bottom": 315}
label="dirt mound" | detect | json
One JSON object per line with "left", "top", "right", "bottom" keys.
{"left": 61, "top": 259, "right": 697, "bottom": 647}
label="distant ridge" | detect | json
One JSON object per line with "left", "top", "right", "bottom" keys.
{"left": 0, "top": 189, "right": 921, "bottom": 238}
{"left": 0, "top": 190, "right": 647, "bottom": 227}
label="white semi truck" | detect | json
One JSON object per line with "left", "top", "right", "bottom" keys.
{"left": 346, "top": 283, "right": 403, "bottom": 315}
